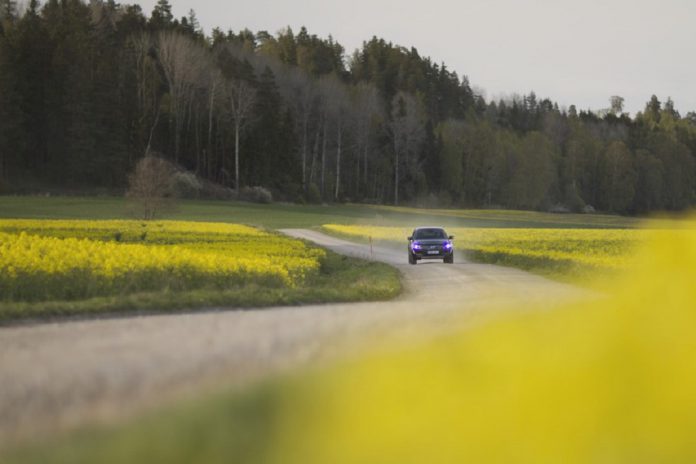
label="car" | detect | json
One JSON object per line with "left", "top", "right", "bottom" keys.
{"left": 407, "top": 227, "right": 454, "bottom": 265}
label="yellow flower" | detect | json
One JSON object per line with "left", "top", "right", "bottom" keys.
{"left": 0, "top": 220, "right": 324, "bottom": 302}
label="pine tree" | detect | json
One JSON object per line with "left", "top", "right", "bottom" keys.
{"left": 149, "top": 0, "right": 173, "bottom": 29}
{"left": 0, "top": 0, "right": 17, "bottom": 22}
{"left": 0, "top": 5, "right": 24, "bottom": 183}
{"left": 11, "top": 0, "right": 48, "bottom": 176}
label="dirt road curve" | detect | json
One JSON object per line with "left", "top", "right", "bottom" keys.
{"left": 0, "top": 230, "right": 589, "bottom": 444}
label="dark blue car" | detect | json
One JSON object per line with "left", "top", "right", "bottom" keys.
{"left": 407, "top": 227, "right": 454, "bottom": 265}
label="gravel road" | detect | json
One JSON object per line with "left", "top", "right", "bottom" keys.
{"left": 0, "top": 230, "right": 589, "bottom": 445}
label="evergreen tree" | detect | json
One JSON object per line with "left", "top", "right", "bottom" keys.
{"left": 0, "top": 6, "right": 24, "bottom": 184}
{"left": 149, "top": 0, "right": 173, "bottom": 29}
{"left": 0, "top": 0, "right": 17, "bottom": 22}
{"left": 245, "top": 66, "right": 298, "bottom": 194}
{"left": 600, "top": 141, "right": 636, "bottom": 213}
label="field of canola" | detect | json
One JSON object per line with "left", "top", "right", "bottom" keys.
{"left": 0, "top": 220, "right": 324, "bottom": 302}
{"left": 266, "top": 223, "right": 696, "bottom": 464}
{"left": 322, "top": 224, "right": 653, "bottom": 275}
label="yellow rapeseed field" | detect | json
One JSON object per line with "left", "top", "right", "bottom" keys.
{"left": 323, "top": 224, "right": 652, "bottom": 276}
{"left": 267, "top": 223, "right": 696, "bottom": 464}
{"left": 0, "top": 220, "right": 323, "bottom": 302}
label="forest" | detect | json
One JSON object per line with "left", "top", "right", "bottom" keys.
{"left": 1, "top": 0, "right": 695, "bottom": 214}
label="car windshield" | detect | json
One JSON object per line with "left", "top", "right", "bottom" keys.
{"left": 413, "top": 228, "right": 447, "bottom": 240}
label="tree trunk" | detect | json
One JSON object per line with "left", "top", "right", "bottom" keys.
{"left": 373, "top": 169, "right": 379, "bottom": 201}
{"left": 173, "top": 105, "right": 180, "bottom": 162}
{"left": 235, "top": 122, "right": 240, "bottom": 197}
{"left": 302, "top": 114, "right": 308, "bottom": 190}
{"left": 321, "top": 118, "right": 327, "bottom": 198}
{"left": 363, "top": 137, "right": 369, "bottom": 190}
{"left": 356, "top": 143, "right": 361, "bottom": 196}
{"left": 145, "top": 106, "right": 161, "bottom": 156}
{"left": 335, "top": 120, "right": 342, "bottom": 200}
{"left": 219, "top": 113, "right": 226, "bottom": 184}
{"left": 309, "top": 125, "right": 320, "bottom": 186}
{"left": 194, "top": 106, "right": 201, "bottom": 174}
{"left": 394, "top": 150, "right": 400, "bottom": 205}
{"left": 208, "top": 80, "right": 216, "bottom": 172}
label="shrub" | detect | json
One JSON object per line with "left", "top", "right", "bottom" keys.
{"left": 563, "top": 183, "right": 586, "bottom": 213}
{"left": 548, "top": 203, "right": 571, "bottom": 214}
{"left": 240, "top": 186, "right": 273, "bottom": 204}
{"left": 306, "top": 183, "right": 322, "bottom": 204}
{"left": 438, "top": 190, "right": 453, "bottom": 207}
{"left": 281, "top": 181, "right": 302, "bottom": 203}
{"left": 126, "top": 155, "right": 176, "bottom": 220}
{"left": 171, "top": 171, "right": 202, "bottom": 199}
{"left": 199, "top": 179, "right": 235, "bottom": 200}
{"left": 414, "top": 193, "right": 440, "bottom": 208}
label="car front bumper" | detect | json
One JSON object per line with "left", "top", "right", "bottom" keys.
{"left": 411, "top": 248, "right": 453, "bottom": 259}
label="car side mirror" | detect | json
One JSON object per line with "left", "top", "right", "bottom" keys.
{"left": 407, "top": 236, "right": 413, "bottom": 241}
{"left": 448, "top": 235, "right": 454, "bottom": 240}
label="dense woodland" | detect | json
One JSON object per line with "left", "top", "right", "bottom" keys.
{"left": 1, "top": 0, "right": 696, "bottom": 213}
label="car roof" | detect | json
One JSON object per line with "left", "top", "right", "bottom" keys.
{"left": 413, "top": 226, "right": 446, "bottom": 231}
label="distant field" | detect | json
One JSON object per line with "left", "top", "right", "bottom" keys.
{"left": 322, "top": 224, "right": 656, "bottom": 281}
{"left": 0, "top": 196, "right": 662, "bottom": 229}
{"left": 368, "top": 205, "right": 657, "bottom": 228}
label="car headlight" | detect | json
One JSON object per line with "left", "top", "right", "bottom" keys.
{"left": 411, "top": 242, "right": 422, "bottom": 250}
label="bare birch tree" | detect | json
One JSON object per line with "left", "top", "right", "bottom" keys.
{"left": 317, "top": 74, "right": 351, "bottom": 200}
{"left": 280, "top": 68, "right": 317, "bottom": 191}
{"left": 130, "top": 33, "right": 162, "bottom": 158}
{"left": 390, "top": 91, "right": 425, "bottom": 205}
{"left": 316, "top": 77, "right": 331, "bottom": 197}
{"left": 156, "top": 31, "right": 206, "bottom": 162}
{"left": 223, "top": 77, "right": 256, "bottom": 195}
{"left": 353, "top": 82, "right": 382, "bottom": 196}
{"left": 204, "top": 64, "right": 224, "bottom": 177}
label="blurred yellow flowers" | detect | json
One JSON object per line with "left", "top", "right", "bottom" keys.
{"left": 269, "top": 224, "right": 696, "bottom": 463}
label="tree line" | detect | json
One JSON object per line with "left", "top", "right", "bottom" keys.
{"left": 1, "top": 0, "right": 695, "bottom": 213}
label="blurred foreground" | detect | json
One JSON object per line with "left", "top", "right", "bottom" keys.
{"left": 271, "top": 225, "right": 696, "bottom": 463}
{"left": 5, "top": 222, "right": 696, "bottom": 463}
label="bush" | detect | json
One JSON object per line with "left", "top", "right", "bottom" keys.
{"left": 414, "top": 193, "right": 440, "bottom": 209}
{"left": 198, "top": 179, "right": 235, "bottom": 200}
{"left": 239, "top": 186, "right": 273, "bottom": 204}
{"left": 548, "top": 203, "right": 571, "bottom": 214}
{"left": 583, "top": 204, "right": 597, "bottom": 214}
{"left": 438, "top": 190, "right": 453, "bottom": 207}
{"left": 171, "top": 171, "right": 202, "bottom": 199}
{"left": 306, "top": 183, "right": 322, "bottom": 204}
{"left": 126, "top": 155, "right": 176, "bottom": 220}
{"left": 563, "top": 183, "right": 586, "bottom": 213}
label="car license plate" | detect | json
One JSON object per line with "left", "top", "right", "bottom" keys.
{"left": 427, "top": 250, "right": 439, "bottom": 255}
